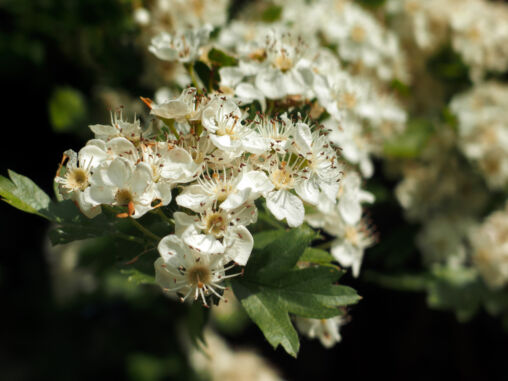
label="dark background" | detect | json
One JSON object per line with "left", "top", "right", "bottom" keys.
{"left": 1, "top": 0, "right": 508, "bottom": 380}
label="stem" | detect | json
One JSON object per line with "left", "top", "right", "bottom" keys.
{"left": 154, "top": 208, "right": 174, "bottom": 225}
{"left": 315, "top": 240, "right": 333, "bottom": 250}
{"left": 258, "top": 212, "right": 285, "bottom": 230}
{"left": 111, "top": 231, "right": 146, "bottom": 245}
{"left": 129, "top": 218, "right": 161, "bottom": 242}
{"left": 167, "top": 119, "right": 180, "bottom": 139}
{"left": 186, "top": 63, "right": 201, "bottom": 93}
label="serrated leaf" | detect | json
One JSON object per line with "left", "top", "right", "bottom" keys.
{"left": 0, "top": 170, "right": 51, "bottom": 218}
{"left": 253, "top": 230, "right": 286, "bottom": 249}
{"left": 120, "top": 268, "right": 155, "bottom": 285}
{"left": 232, "top": 226, "right": 360, "bottom": 357}
{"left": 246, "top": 225, "right": 316, "bottom": 280}
{"left": 208, "top": 48, "right": 238, "bottom": 67}
{"left": 299, "top": 247, "right": 334, "bottom": 265}
{"left": 46, "top": 200, "right": 114, "bottom": 244}
{"left": 234, "top": 281, "right": 299, "bottom": 357}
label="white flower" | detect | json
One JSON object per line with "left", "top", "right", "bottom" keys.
{"left": 292, "top": 121, "right": 342, "bottom": 205}
{"left": 173, "top": 203, "right": 257, "bottom": 265}
{"left": 330, "top": 218, "right": 376, "bottom": 278}
{"left": 295, "top": 316, "right": 345, "bottom": 348}
{"left": 155, "top": 234, "right": 240, "bottom": 306}
{"left": 337, "top": 171, "right": 374, "bottom": 225}
{"left": 264, "top": 154, "right": 306, "bottom": 228}
{"left": 176, "top": 168, "right": 272, "bottom": 212}
{"left": 149, "top": 25, "right": 213, "bottom": 63}
{"left": 86, "top": 158, "right": 156, "bottom": 219}
{"left": 325, "top": 117, "right": 374, "bottom": 178}
{"left": 89, "top": 110, "right": 143, "bottom": 144}
{"left": 145, "top": 87, "right": 207, "bottom": 123}
{"left": 55, "top": 146, "right": 108, "bottom": 218}
{"left": 470, "top": 204, "right": 508, "bottom": 289}
{"left": 306, "top": 206, "right": 375, "bottom": 278}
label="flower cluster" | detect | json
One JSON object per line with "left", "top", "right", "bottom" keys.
{"left": 386, "top": 0, "right": 508, "bottom": 82}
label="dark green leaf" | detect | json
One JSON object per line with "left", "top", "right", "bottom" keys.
{"left": 261, "top": 5, "right": 283, "bottom": 22}
{"left": 299, "top": 247, "right": 334, "bottom": 265}
{"left": 48, "top": 86, "right": 87, "bottom": 133}
{"left": 186, "top": 302, "right": 209, "bottom": 347}
{"left": 0, "top": 170, "right": 51, "bottom": 218}
{"left": 234, "top": 280, "right": 299, "bottom": 357}
{"left": 253, "top": 230, "right": 286, "bottom": 249}
{"left": 232, "top": 226, "right": 360, "bottom": 357}
{"left": 120, "top": 269, "right": 156, "bottom": 285}
{"left": 208, "top": 48, "right": 238, "bottom": 67}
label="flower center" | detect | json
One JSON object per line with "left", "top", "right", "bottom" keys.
{"left": 351, "top": 25, "right": 366, "bottom": 43}
{"left": 274, "top": 54, "right": 293, "bottom": 72}
{"left": 271, "top": 167, "right": 294, "bottom": 190}
{"left": 339, "top": 92, "right": 357, "bottom": 109}
{"left": 205, "top": 212, "right": 227, "bottom": 236}
{"left": 65, "top": 168, "right": 89, "bottom": 191}
{"left": 345, "top": 226, "right": 359, "bottom": 245}
{"left": 187, "top": 264, "right": 212, "bottom": 288}
{"left": 116, "top": 189, "right": 133, "bottom": 206}
{"left": 215, "top": 183, "right": 233, "bottom": 203}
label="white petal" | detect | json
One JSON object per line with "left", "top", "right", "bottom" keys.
{"left": 78, "top": 145, "right": 107, "bottom": 169}
{"left": 108, "top": 137, "right": 138, "bottom": 160}
{"left": 183, "top": 233, "right": 225, "bottom": 254}
{"left": 294, "top": 122, "right": 313, "bottom": 153}
{"left": 151, "top": 100, "right": 189, "bottom": 119}
{"left": 338, "top": 195, "right": 362, "bottom": 225}
{"left": 158, "top": 234, "right": 188, "bottom": 262}
{"left": 86, "top": 184, "right": 115, "bottom": 205}
{"left": 220, "top": 189, "right": 251, "bottom": 211}
{"left": 295, "top": 179, "right": 320, "bottom": 205}
{"left": 107, "top": 158, "right": 132, "bottom": 188}
{"left": 224, "top": 225, "right": 254, "bottom": 266}
{"left": 255, "top": 69, "right": 286, "bottom": 99}
{"left": 242, "top": 130, "right": 270, "bottom": 155}
{"left": 129, "top": 162, "right": 153, "bottom": 195}
{"left": 236, "top": 170, "right": 274, "bottom": 197}
{"left": 266, "top": 190, "right": 304, "bottom": 227}
{"left": 176, "top": 184, "right": 211, "bottom": 212}
{"left": 174, "top": 212, "right": 199, "bottom": 236}
{"left": 235, "top": 83, "right": 266, "bottom": 111}
{"left": 89, "top": 124, "right": 116, "bottom": 138}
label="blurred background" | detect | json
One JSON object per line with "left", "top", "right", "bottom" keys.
{"left": 1, "top": 0, "right": 508, "bottom": 380}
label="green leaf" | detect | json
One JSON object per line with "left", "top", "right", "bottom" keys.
{"left": 193, "top": 60, "right": 220, "bottom": 91}
{"left": 48, "top": 86, "right": 87, "bottom": 133}
{"left": 46, "top": 200, "right": 114, "bottom": 244}
{"left": 253, "top": 230, "right": 286, "bottom": 249}
{"left": 232, "top": 226, "right": 360, "bottom": 357}
{"left": 0, "top": 170, "right": 51, "bottom": 218}
{"left": 299, "top": 247, "right": 334, "bottom": 265}
{"left": 383, "top": 119, "right": 434, "bottom": 159}
{"left": 208, "top": 48, "right": 238, "bottom": 67}
{"left": 120, "top": 268, "right": 155, "bottom": 285}
{"left": 185, "top": 302, "right": 209, "bottom": 347}
{"left": 261, "top": 5, "right": 283, "bottom": 22}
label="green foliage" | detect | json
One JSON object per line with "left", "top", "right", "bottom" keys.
{"left": 367, "top": 266, "right": 508, "bottom": 322}
{"left": 49, "top": 86, "right": 87, "bottom": 132}
{"left": 0, "top": 170, "right": 51, "bottom": 218}
{"left": 261, "top": 5, "right": 283, "bottom": 23}
{"left": 208, "top": 48, "right": 238, "bottom": 67}
{"left": 232, "top": 226, "right": 360, "bottom": 357}
{"left": 383, "top": 119, "right": 435, "bottom": 158}
{"left": 299, "top": 247, "right": 335, "bottom": 266}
